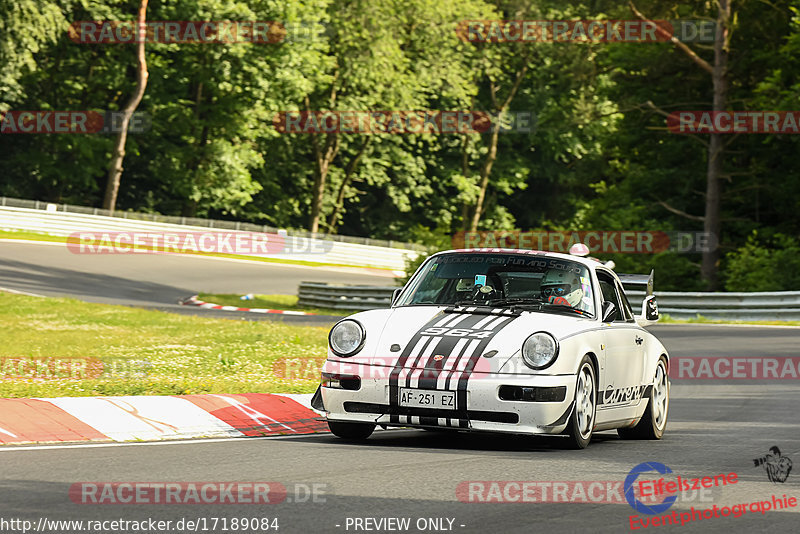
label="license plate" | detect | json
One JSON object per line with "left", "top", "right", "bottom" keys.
{"left": 399, "top": 388, "right": 456, "bottom": 410}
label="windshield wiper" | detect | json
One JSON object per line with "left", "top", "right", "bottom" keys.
{"left": 485, "top": 297, "right": 543, "bottom": 308}
{"left": 452, "top": 299, "right": 480, "bottom": 306}
{"left": 542, "top": 303, "right": 593, "bottom": 317}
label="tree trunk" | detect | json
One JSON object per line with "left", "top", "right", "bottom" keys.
{"left": 327, "top": 137, "right": 371, "bottom": 231}
{"left": 468, "top": 65, "right": 527, "bottom": 232}
{"left": 460, "top": 134, "right": 472, "bottom": 231}
{"left": 308, "top": 132, "right": 339, "bottom": 233}
{"left": 630, "top": 1, "right": 730, "bottom": 289}
{"left": 469, "top": 124, "right": 501, "bottom": 232}
{"left": 701, "top": 0, "right": 730, "bottom": 289}
{"left": 103, "top": 0, "right": 149, "bottom": 214}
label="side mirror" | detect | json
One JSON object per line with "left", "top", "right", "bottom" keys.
{"left": 391, "top": 287, "right": 403, "bottom": 306}
{"left": 640, "top": 294, "right": 660, "bottom": 323}
{"left": 601, "top": 301, "right": 618, "bottom": 323}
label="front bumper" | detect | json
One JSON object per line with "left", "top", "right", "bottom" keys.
{"left": 319, "top": 361, "right": 577, "bottom": 435}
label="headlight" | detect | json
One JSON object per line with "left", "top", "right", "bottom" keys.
{"left": 328, "top": 320, "right": 365, "bottom": 357}
{"left": 521, "top": 332, "right": 559, "bottom": 369}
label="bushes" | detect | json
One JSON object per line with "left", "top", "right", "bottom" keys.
{"left": 724, "top": 232, "right": 800, "bottom": 291}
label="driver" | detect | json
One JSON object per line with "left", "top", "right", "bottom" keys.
{"left": 540, "top": 269, "right": 584, "bottom": 307}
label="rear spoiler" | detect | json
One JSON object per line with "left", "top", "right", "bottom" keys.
{"left": 617, "top": 270, "right": 654, "bottom": 296}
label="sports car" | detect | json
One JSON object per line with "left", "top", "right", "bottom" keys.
{"left": 311, "top": 248, "right": 668, "bottom": 449}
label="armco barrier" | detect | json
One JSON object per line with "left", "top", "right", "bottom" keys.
{"left": 0, "top": 203, "right": 420, "bottom": 271}
{"left": 626, "top": 290, "right": 800, "bottom": 321}
{"left": 0, "top": 196, "right": 423, "bottom": 250}
{"left": 299, "top": 283, "right": 800, "bottom": 320}
{"left": 298, "top": 282, "right": 396, "bottom": 310}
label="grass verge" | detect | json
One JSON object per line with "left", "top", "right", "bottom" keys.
{"left": 0, "top": 292, "right": 327, "bottom": 398}
{"left": 658, "top": 313, "right": 800, "bottom": 327}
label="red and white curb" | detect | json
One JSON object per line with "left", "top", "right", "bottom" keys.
{"left": 0, "top": 393, "right": 327, "bottom": 445}
{"left": 180, "top": 295, "right": 316, "bottom": 315}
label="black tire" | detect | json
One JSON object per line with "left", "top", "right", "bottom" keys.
{"left": 565, "top": 356, "right": 597, "bottom": 449}
{"left": 618, "top": 357, "right": 669, "bottom": 440}
{"left": 328, "top": 421, "right": 375, "bottom": 440}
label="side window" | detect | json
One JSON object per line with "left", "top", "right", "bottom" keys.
{"left": 616, "top": 281, "right": 635, "bottom": 322}
{"left": 597, "top": 271, "right": 626, "bottom": 323}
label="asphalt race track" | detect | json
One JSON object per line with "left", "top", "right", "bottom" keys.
{"left": 1, "top": 326, "right": 799, "bottom": 534}
{"left": 1, "top": 240, "right": 799, "bottom": 533}
{"left": 0, "top": 240, "right": 394, "bottom": 323}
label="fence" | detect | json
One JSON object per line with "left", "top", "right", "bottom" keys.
{"left": 298, "top": 283, "right": 800, "bottom": 321}
{"left": 0, "top": 201, "right": 421, "bottom": 271}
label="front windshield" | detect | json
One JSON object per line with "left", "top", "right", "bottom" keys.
{"left": 397, "top": 253, "right": 595, "bottom": 317}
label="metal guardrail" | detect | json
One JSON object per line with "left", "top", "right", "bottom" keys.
{"left": 300, "top": 283, "right": 800, "bottom": 321}
{"left": 0, "top": 204, "right": 420, "bottom": 271}
{"left": 626, "top": 290, "right": 800, "bottom": 321}
{"left": 0, "top": 196, "right": 427, "bottom": 251}
{"left": 298, "top": 282, "right": 397, "bottom": 310}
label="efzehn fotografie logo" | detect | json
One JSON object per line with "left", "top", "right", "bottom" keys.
{"left": 625, "top": 461, "right": 798, "bottom": 529}
{"left": 754, "top": 446, "right": 793, "bottom": 483}
{"left": 625, "top": 462, "right": 737, "bottom": 525}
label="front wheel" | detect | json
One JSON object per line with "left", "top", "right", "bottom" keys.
{"left": 565, "top": 356, "right": 597, "bottom": 449}
{"left": 328, "top": 421, "right": 375, "bottom": 440}
{"left": 618, "top": 357, "right": 669, "bottom": 440}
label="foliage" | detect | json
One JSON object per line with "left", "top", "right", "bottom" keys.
{"left": 1, "top": 0, "right": 799, "bottom": 288}
{"left": 724, "top": 232, "right": 800, "bottom": 291}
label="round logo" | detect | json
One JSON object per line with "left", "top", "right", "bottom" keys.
{"left": 624, "top": 461, "right": 677, "bottom": 515}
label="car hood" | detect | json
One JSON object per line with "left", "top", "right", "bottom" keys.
{"left": 331, "top": 305, "right": 595, "bottom": 374}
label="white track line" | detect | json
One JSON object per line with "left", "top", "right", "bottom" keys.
{"left": 0, "top": 429, "right": 411, "bottom": 452}
{"left": 0, "top": 286, "right": 47, "bottom": 297}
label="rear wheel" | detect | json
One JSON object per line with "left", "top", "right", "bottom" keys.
{"left": 565, "top": 356, "right": 596, "bottom": 449}
{"left": 618, "top": 357, "right": 669, "bottom": 440}
{"left": 328, "top": 421, "right": 375, "bottom": 440}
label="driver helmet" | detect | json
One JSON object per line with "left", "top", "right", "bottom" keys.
{"left": 540, "top": 269, "right": 584, "bottom": 307}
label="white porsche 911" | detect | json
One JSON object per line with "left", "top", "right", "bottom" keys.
{"left": 311, "top": 248, "right": 668, "bottom": 449}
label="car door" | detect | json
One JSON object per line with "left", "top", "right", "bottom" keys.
{"left": 597, "top": 271, "right": 647, "bottom": 415}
